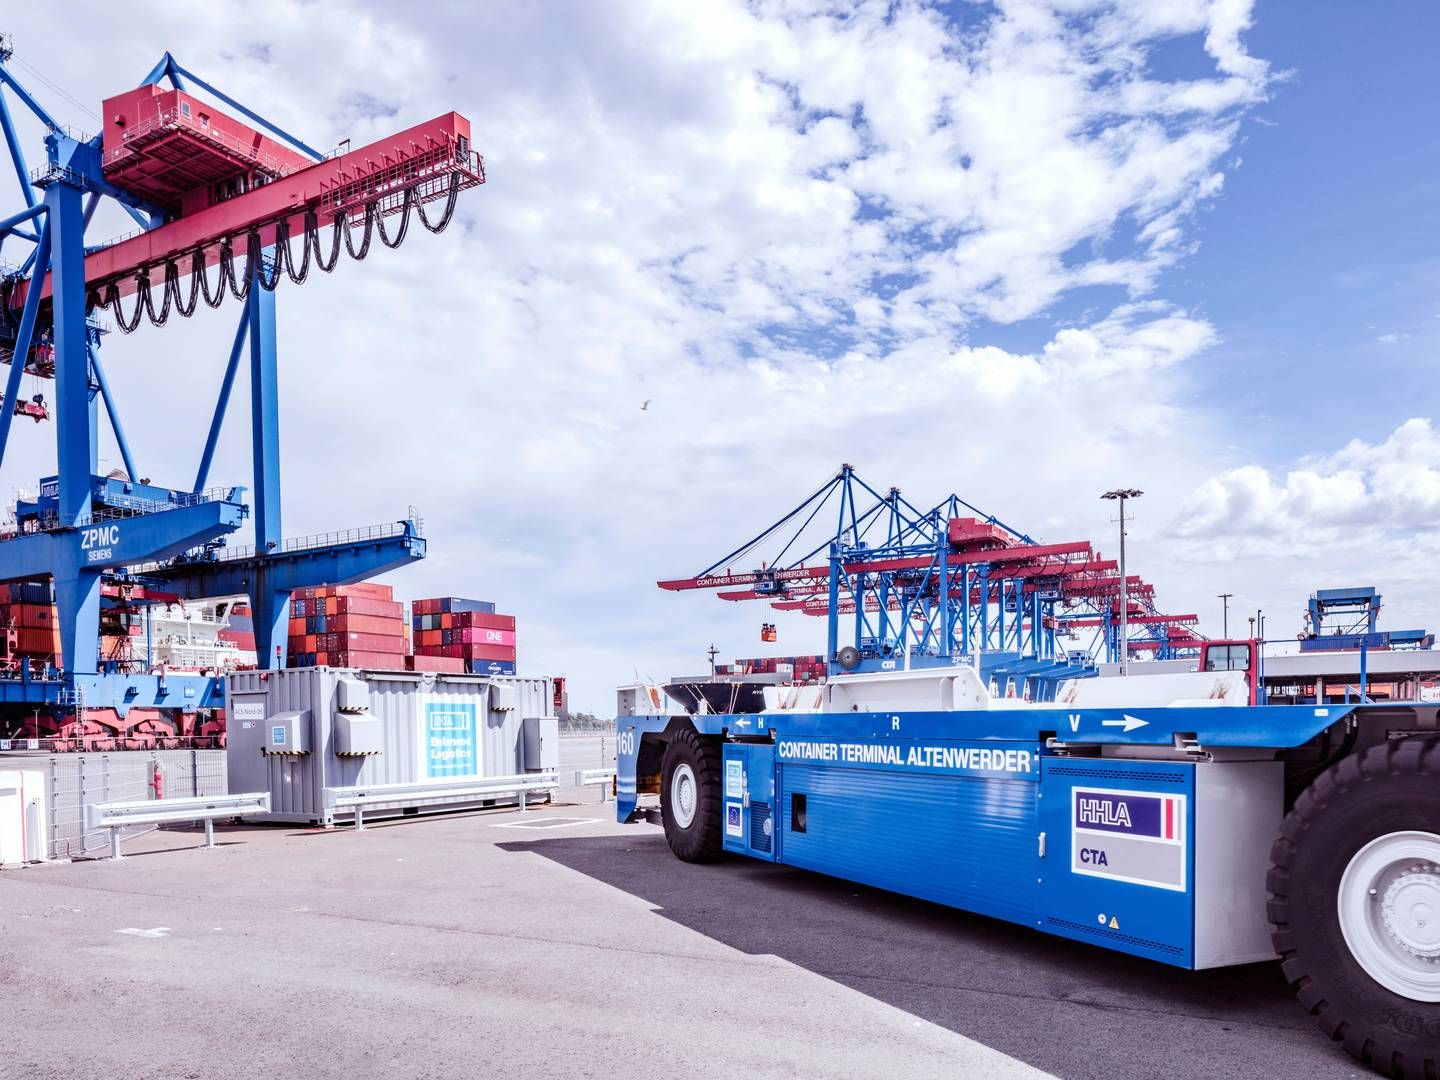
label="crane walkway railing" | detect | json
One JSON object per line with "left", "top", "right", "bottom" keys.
{"left": 130, "top": 518, "right": 422, "bottom": 576}
{"left": 5, "top": 487, "right": 241, "bottom": 540}
{"left": 210, "top": 520, "right": 418, "bottom": 563}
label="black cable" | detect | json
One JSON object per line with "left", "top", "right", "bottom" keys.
{"left": 414, "top": 172, "right": 462, "bottom": 233}
{"left": 343, "top": 201, "right": 375, "bottom": 260}
{"left": 308, "top": 209, "right": 344, "bottom": 272}
{"left": 94, "top": 176, "right": 463, "bottom": 331}
{"left": 375, "top": 187, "right": 413, "bottom": 249}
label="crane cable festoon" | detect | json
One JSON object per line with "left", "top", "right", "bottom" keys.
{"left": 87, "top": 172, "right": 464, "bottom": 333}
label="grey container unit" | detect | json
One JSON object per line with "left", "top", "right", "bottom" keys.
{"left": 227, "top": 668, "right": 558, "bottom": 825}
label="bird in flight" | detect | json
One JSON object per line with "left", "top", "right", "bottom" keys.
{"left": 641, "top": 399, "right": 651, "bottom": 411}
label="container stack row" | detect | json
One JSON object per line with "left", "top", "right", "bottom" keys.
{"left": 0, "top": 580, "right": 61, "bottom": 667}
{"left": 287, "top": 583, "right": 408, "bottom": 669}
{"left": 412, "top": 596, "right": 517, "bottom": 675}
{"left": 721, "top": 655, "right": 827, "bottom": 683}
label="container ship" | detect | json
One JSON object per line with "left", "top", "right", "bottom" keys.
{"left": 663, "top": 654, "right": 826, "bottom": 714}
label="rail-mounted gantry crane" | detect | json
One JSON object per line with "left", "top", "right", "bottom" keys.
{"left": 0, "top": 34, "right": 484, "bottom": 746}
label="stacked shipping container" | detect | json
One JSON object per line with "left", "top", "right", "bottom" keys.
{"left": 2, "top": 580, "right": 61, "bottom": 667}
{"left": 411, "top": 596, "right": 517, "bottom": 675}
{"left": 721, "top": 655, "right": 827, "bottom": 684}
{"left": 287, "top": 583, "right": 408, "bottom": 669}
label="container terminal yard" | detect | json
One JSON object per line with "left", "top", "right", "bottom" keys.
{"left": 0, "top": 14, "right": 1438, "bottom": 1080}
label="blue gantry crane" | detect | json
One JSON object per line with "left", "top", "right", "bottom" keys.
{"left": 659, "top": 465, "right": 1202, "bottom": 701}
{"left": 0, "top": 34, "right": 483, "bottom": 745}
{"left": 1300, "top": 586, "right": 1434, "bottom": 652}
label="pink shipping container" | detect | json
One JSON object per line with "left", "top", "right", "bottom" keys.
{"left": 333, "top": 596, "right": 404, "bottom": 618}
{"left": 453, "top": 628, "right": 516, "bottom": 646}
{"left": 337, "top": 631, "right": 407, "bottom": 653}
{"left": 406, "top": 654, "right": 466, "bottom": 673}
{"left": 453, "top": 612, "right": 516, "bottom": 632}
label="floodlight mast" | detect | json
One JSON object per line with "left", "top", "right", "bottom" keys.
{"left": 1101, "top": 488, "right": 1143, "bottom": 674}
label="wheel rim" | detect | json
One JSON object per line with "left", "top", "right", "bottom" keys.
{"left": 670, "top": 762, "right": 697, "bottom": 829}
{"left": 1338, "top": 830, "right": 1440, "bottom": 1002}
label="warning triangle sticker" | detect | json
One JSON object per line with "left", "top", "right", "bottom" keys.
{"left": 1108, "top": 916, "right": 1120, "bottom": 930}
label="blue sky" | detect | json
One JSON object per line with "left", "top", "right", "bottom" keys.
{"left": 1169, "top": 2, "right": 1440, "bottom": 456}
{"left": 4, "top": 2, "right": 1438, "bottom": 711}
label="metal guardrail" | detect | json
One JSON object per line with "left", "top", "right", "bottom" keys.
{"left": 129, "top": 518, "right": 420, "bottom": 576}
{"left": 213, "top": 520, "right": 416, "bottom": 563}
{"left": 13, "top": 487, "right": 240, "bottom": 538}
{"left": 84, "top": 791, "right": 270, "bottom": 859}
{"left": 574, "top": 768, "right": 617, "bottom": 803}
{"left": 324, "top": 771, "right": 559, "bottom": 832}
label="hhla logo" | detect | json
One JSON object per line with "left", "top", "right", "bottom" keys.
{"left": 1078, "top": 796, "right": 1131, "bottom": 828}
{"left": 1073, "top": 788, "right": 1181, "bottom": 842}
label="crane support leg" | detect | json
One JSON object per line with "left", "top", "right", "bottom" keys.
{"left": 56, "top": 570, "right": 101, "bottom": 675}
{"left": 50, "top": 180, "right": 95, "bottom": 525}
{"left": 247, "top": 275, "right": 289, "bottom": 669}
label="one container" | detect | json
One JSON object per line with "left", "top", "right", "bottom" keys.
{"left": 226, "top": 668, "right": 556, "bottom": 825}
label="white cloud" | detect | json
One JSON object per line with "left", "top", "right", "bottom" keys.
{"left": 0, "top": 1, "right": 1272, "bottom": 709}
{"left": 1164, "top": 419, "right": 1440, "bottom": 641}
{"left": 1172, "top": 418, "right": 1440, "bottom": 545}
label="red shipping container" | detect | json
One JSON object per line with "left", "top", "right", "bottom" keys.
{"left": 293, "top": 583, "right": 395, "bottom": 602}
{"left": 330, "top": 613, "right": 404, "bottom": 635}
{"left": 333, "top": 596, "right": 403, "bottom": 618}
{"left": 451, "top": 611, "right": 516, "bottom": 632}
{"left": 16, "top": 604, "right": 55, "bottom": 629}
{"left": 341, "top": 583, "right": 394, "bottom": 601}
{"left": 338, "top": 631, "right": 406, "bottom": 653}
{"left": 406, "top": 654, "right": 466, "bottom": 673}
{"left": 460, "top": 643, "right": 517, "bottom": 662}
{"left": 329, "top": 649, "right": 408, "bottom": 669}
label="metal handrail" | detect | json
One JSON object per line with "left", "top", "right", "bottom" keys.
{"left": 106, "top": 107, "right": 297, "bottom": 178}
{"left": 129, "top": 516, "right": 420, "bottom": 575}
{"left": 208, "top": 520, "right": 415, "bottom": 563}
{"left": 7, "top": 486, "right": 239, "bottom": 537}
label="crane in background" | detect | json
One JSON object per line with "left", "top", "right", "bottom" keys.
{"left": 0, "top": 33, "right": 484, "bottom": 746}
{"left": 659, "top": 465, "right": 1202, "bottom": 701}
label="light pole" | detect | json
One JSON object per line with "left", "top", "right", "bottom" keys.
{"left": 1218, "top": 592, "right": 1233, "bottom": 639}
{"left": 1101, "top": 488, "right": 1143, "bottom": 675}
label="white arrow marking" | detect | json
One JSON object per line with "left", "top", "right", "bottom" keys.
{"left": 115, "top": 927, "right": 170, "bottom": 938}
{"left": 1101, "top": 715, "right": 1149, "bottom": 733}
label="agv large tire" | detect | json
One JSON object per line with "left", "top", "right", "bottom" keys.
{"left": 1269, "top": 736, "right": 1440, "bottom": 1077}
{"left": 660, "top": 727, "right": 722, "bottom": 863}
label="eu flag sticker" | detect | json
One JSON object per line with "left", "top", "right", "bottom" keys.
{"left": 725, "top": 802, "right": 743, "bottom": 838}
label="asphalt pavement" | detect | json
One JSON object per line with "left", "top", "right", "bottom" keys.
{"left": 0, "top": 795, "right": 1366, "bottom": 1080}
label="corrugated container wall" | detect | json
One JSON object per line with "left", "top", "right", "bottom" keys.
{"left": 226, "top": 669, "right": 555, "bottom": 825}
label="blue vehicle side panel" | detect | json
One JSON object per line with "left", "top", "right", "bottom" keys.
{"left": 615, "top": 702, "right": 1356, "bottom": 970}
{"left": 780, "top": 760, "right": 1038, "bottom": 929}
{"left": 617, "top": 703, "right": 1354, "bottom": 823}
